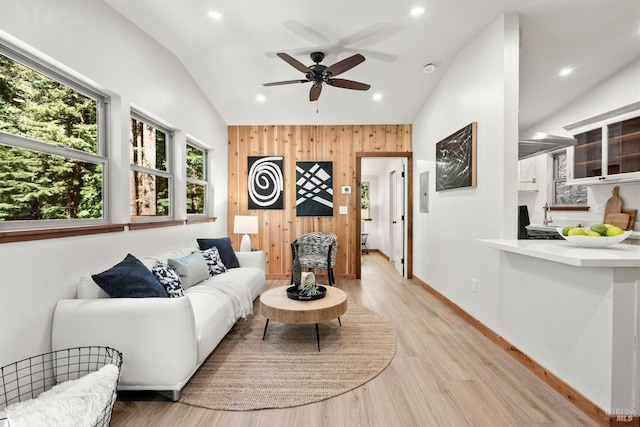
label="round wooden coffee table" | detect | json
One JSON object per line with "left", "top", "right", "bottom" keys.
{"left": 259, "top": 285, "right": 348, "bottom": 351}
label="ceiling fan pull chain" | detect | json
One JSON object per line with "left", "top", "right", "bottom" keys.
{"left": 316, "top": 99, "right": 319, "bottom": 114}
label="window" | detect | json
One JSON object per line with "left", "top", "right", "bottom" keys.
{"left": 186, "top": 141, "right": 207, "bottom": 216}
{"left": 129, "top": 113, "right": 172, "bottom": 219}
{"left": 0, "top": 48, "right": 108, "bottom": 230}
{"left": 361, "top": 182, "right": 370, "bottom": 219}
{"left": 552, "top": 152, "right": 587, "bottom": 206}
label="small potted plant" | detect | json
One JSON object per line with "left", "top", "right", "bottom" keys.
{"left": 298, "top": 272, "right": 324, "bottom": 298}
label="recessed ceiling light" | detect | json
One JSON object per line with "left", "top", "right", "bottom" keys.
{"left": 372, "top": 93, "right": 382, "bottom": 101}
{"left": 256, "top": 94, "right": 266, "bottom": 102}
{"left": 559, "top": 67, "right": 573, "bottom": 77}
{"left": 411, "top": 7, "right": 425, "bottom": 16}
{"left": 208, "top": 11, "right": 222, "bottom": 19}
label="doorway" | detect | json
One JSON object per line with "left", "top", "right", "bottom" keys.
{"left": 355, "top": 152, "right": 412, "bottom": 280}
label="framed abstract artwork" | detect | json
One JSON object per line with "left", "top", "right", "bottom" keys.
{"left": 296, "top": 161, "right": 333, "bottom": 216}
{"left": 435, "top": 122, "right": 477, "bottom": 191}
{"left": 248, "top": 156, "right": 284, "bottom": 209}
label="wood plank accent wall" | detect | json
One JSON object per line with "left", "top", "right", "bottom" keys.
{"left": 228, "top": 125, "right": 412, "bottom": 279}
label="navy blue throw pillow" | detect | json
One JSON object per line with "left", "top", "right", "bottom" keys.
{"left": 196, "top": 237, "right": 240, "bottom": 269}
{"left": 92, "top": 254, "right": 168, "bottom": 298}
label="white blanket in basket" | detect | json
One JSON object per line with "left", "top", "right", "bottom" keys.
{"left": 3, "top": 364, "right": 119, "bottom": 427}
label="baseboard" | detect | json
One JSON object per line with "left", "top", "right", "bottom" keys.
{"left": 411, "top": 276, "right": 619, "bottom": 427}
{"left": 362, "top": 248, "right": 389, "bottom": 259}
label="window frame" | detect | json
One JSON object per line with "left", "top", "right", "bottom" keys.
{"left": 129, "top": 110, "right": 174, "bottom": 222}
{"left": 0, "top": 42, "right": 110, "bottom": 231}
{"left": 185, "top": 137, "right": 209, "bottom": 218}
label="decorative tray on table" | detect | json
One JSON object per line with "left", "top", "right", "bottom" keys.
{"left": 286, "top": 285, "right": 327, "bottom": 301}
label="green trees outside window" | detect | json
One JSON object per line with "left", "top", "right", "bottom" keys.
{"left": 186, "top": 143, "right": 207, "bottom": 215}
{"left": 130, "top": 116, "right": 171, "bottom": 218}
{"left": 0, "top": 52, "right": 105, "bottom": 223}
{"left": 361, "top": 181, "right": 370, "bottom": 219}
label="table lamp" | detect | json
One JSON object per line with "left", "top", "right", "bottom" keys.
{"left": 233, "top": 215, "right": 258, "bottom": 252}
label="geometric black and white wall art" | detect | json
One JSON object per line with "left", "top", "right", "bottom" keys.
{"left": 248, "top": 156, "right": 284, "bottom": 209}
{"left": 295, "top": 161, "right": 333, "bottom": 216}
{"left": 435, "top": 122, "right": 477, "bottom": 191}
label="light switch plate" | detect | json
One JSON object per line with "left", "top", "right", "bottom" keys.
{"left": 341, "top": 186, "right": 351, "bottom": 194}
{"left": 339, "top": 206, "right": 348, "bottom": 214}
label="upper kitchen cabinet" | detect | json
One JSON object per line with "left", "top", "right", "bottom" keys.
{"left": 564, "top": 101, "right": 640, "bottom": 185}
{"left": 518, "top": 156, "right": 538, "bottom": 191}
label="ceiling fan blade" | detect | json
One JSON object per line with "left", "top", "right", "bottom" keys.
{"left": 283, "top": 20, "right": 331, "bottom": 45}
{"left": 276, "top": 53, "right": 311, "bottom": 74}
{"left": 266, "top": 46, "right": 320, "bottom": 59}
{"left": 337, "top": 23, "right": 389, "bottom": 46}
{"left": 343, "top": 47, "right": 396, "bottom": 63}
{"left": 324, "top": 54, "right": 365, "bottom": 77}
{"left": 263, "top": 79, "right": 309, "bottom": 87}
{"left": 309, "top": 84, "right": 322, "bottom": 102}
{"left": 327, "top": 78, "right": 370, "bottom": 91}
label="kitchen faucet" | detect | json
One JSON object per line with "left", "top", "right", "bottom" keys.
{"left": 543, "top": 202, "right": 553, "bottom": 226}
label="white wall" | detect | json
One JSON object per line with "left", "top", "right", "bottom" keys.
{"left": 0, "top": 0, "right": 229, "bottom": 366}
{"left": 412, "top": 14, "right": 520, "bottom": 326}
{"left": 412, "top": 13, "right": 638, "bottom": 411}
{"left": 519, "top": 58, "right": 640, "bottom": 230}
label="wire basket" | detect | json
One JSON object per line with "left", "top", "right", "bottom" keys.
{"left": 0, "top": 346, "right": 122, "bottom": 427}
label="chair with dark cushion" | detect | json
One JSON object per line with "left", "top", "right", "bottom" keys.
{"left": 291, "top": 232, "right": 338, "bottom": 286}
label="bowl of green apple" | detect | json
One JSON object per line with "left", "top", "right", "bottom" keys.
{"left": 556, "top": 224, "right": 632, "bottom": 248}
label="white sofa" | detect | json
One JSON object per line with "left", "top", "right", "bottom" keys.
{"left": 51, "top": 247, "right": 265, "bottom": 401}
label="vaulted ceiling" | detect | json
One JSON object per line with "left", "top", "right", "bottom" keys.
{"left": 105, "top": 0, "right": 640, "bottom": 129}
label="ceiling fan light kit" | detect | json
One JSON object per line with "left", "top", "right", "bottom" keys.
{"left": 263, "top": 51, "right": 371, "bottom": 102}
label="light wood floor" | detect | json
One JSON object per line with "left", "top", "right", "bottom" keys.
{"left": 111, "top": 252, "right": 598, "bottom": 427}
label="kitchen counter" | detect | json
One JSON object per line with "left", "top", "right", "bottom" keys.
{"left": 478, "top": 237, "right": 640, "bottom": 414}
{"left": 478, "top": 238, "right": 640, "bottom": 267}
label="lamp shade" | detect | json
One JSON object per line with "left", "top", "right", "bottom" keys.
{"left": 233, "top": 215, "right": 259, "bottom": 234}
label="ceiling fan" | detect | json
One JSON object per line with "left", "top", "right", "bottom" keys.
{"left": 263, "top": 52, "right": 371, "bottom": 102}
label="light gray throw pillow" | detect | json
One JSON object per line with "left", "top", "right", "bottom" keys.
{"left": 168, "top": 252, "right": 209, "bottom": 289}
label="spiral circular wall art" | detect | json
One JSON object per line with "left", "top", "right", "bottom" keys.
{"left": 248, "top": 156, "right": 284, "bottom": 209}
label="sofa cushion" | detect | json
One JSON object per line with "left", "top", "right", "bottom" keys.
{"left": 186, "top": 291, "right": 234, "bottom": 365}
{"left": 168, "top": 252, "right": 210, "bottom": 290}
{"left": 197, "top": 237, "right": 240, "bottom": 269}
{"left": 78, "top": 275, "right": 109, "bottom": 299}
{"left": 201, "top": 247, "right": 227, "bottom": 276}
{"left": 140, "top": 247, "right": 197, "bottom": 270}
{"left": 91, "top": 254, "right": 168, "bottom": 298}
{"left": 152, "top": 261, "right": 185, "bottom": 298}
{"left": 206, "top": 267, "right": 265, "bottom": 301}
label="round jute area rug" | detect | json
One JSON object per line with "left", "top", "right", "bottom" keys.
{"left": 179, "top": 302, "right": 396, "bottom": 411}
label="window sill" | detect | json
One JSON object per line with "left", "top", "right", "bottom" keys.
{"left": 0, "top": 224, "right": 126, "bottom": 244}
{"left": 128, "top": 220, "right": 185, "bottom": 231}
{"left": 550, "top": 206, "right": 590, "bottom": 211}
{"left": 186, "top": 217, "right": 217, "bottom": 225}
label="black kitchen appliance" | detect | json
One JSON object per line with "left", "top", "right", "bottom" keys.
{"left": 518, "top": 205, "right": 563, "bottom": 240}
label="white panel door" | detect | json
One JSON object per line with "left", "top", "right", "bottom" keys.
{"left": 390, "top": 166, "right": 404, "bottom": 277}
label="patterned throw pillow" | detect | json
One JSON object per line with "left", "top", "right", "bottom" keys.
{"left": 152, "top": 261, "right": 185, "bottom": 298}
{"left": 196, "top": 237, "right": 240, "bottom": 269}
{"left": 201, "top": 247, "right": 227, "bottom": 276}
